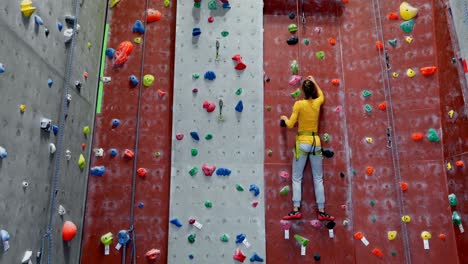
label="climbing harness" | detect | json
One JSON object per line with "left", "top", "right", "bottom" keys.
{"left": 294, "top": 132, "right": 321, "bottom": 159}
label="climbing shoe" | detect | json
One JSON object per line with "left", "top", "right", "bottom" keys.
{"left": 283, "top": 209, "right": 302, "bottom": 220}
{"left": 318, "top": 211, "right": 335, "bottom": 221}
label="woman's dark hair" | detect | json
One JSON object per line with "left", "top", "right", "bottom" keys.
{"left": 302, "top": 79, "right": 318, "bottom": 99}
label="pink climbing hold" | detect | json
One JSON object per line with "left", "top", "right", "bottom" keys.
{"left": 251, "top": 201, "right": 259, "bottom": 208}
{"left": 203, "top": 100, "right": 216, "bottom": 113}
{"left": 334, "top": 106, "right": 341, "bottom": 113}
{"left": 192, "top": 88, "right": 199, "bottom": 93}
{"left": 157, "top": 89, "right": 166, "bottom": 98}
{"left": 175, "top": 133, "right": 184, "bottom": 140}
{"left": 279, "top": 171, "right": 290, "bottom": 179}
{"left": 202, "top": 164, "right": 216, "bottom": 176}
{"left": 310, "top": 219, "right": 322, "bottom": 228}
{"left": 288, "top": 75, "right": 302, "bottom": 86}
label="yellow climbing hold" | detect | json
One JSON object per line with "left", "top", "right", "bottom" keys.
{"left": 20, "top": 104, "right": 27, "bottom": 113}
{"left": 20, "top": 0, "right": 36, "bottom": 17}
{"left": 405, "top": 36, "right": 413, "bottom": 43}
{"left": 448, "top": 110, "right": 455, "bottom": 118}
{"left": 83, "top": 126, "right": 91, "bottom": 135}
{"left": 447, "top": 162, "right": 452, "bottom": 170}
{"left": 421, "top": 231, "right": 431, "bottom": 240}
{"left": 110, "top": 0, "right": 121, "bottom": 8}
{"left": 400, "top": 2, "right": 418, "bottom": 21}
{"left": 143, "top": 74, "right": 155, "bottom": 87}
{"left": 392, "top": 72, "right": 399, "bottom": 78}
{"left": 164, "top": 0, "right": 170, "bottom": 7}
{"left": 78, "top": 154, "right": 86, "bottom": 170}
{"left": 387, "top": 231, "right": 397, "bottom": 240}
{"left": 134, "top": 37, "right": 142, "bottom": 44}
{"left": 401, "top": 215, "right": 411, "bottom": 223}
{"left": 87, "top": 42, "right": 92, "bottom": 49}
{"left": 406, "top": 68, "right": 416, "bottom": 77}
{"left": 365, "top": 137, "right": 373, "bottom": 144}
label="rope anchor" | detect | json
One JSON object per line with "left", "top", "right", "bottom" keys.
{"left": 386, "top": 127, "right": 392, "bottom": 148}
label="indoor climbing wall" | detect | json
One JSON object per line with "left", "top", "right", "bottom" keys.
{"left": 0, "top": 0, "right": 105, "bottom": 263}
{"left": 80, "top": 0, "right": 175, "bottom": 263}
{"left": 264, "top": 0, "right": 462, "bottom": 263}
{"left": 167, "top": 1, "right": 266, "bottom": 263}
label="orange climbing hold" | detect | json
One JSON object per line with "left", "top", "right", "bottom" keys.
{"left": 365, "top": 166, "right": 374, "bottom": 176}
{"left": 399, "top": 182, "right": 408, "bottom": 191}
{"left": 420, "top": 66, "right": 437, "bottom": 76}
{"left": 81, "top": 143, "right": 86, "bottom": 150}
{"left": 388, "top": 12, "right": 399, "bottom": 20}
{"left": 83, "top": 71, "right": 89, "bottom": 78}
{"left": 145, "top": 248, "right": 161, "bottom": 260}
{"left": 412, "top": 132, "right": 423, "bottom": 141}
{"left": 378, "top": 101, "right": 387, "bottom": 110}
{"left": 353, "top": 232, "right": 364, "bottom": 240}
{"left": 329, "top": 37, "right": 336, "bottom": 46}
{"left": 147, "top": 9, "right": 162, "bottom": 23}
{"left": 62, "top": 221, "right": 77, "bottom": 241}
{"left": 371, "top": 248, "right": 383, "bottom": 257}
{"left": 124, "top": 149, "right": 135, "bottom": 159}
{"left": 114, "top": 41, "right": 134, "bottom": 66}
{"left": 455, "top": 160, "right": 464, "bottom": 167}
{"left": 342, "top": 0, "right": 349, "bottom": 3}
{"left": 375, "top": 41, "right": 383, "bottom": 50}
{"left": 438, "top": 233, "right": 446, "bottom": 241}
{"left": 137, "top": 168, "right": 147, "bottom": 177}
{"left": 331, "top": 79, "right": 340, "bottom": 86}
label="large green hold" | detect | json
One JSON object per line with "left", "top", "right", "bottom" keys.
{"left": 400, "top": 19, "right": 415, "bottom": 33}
{"left": 143, "top": 74, "right": 155, "bottom": 87}
{"left": 427, "top": 128, "right": 440, "bottom": 142}
{"left": 78, "top": 154, "right": 86, "bottom": 170}
{"left": 316, "top": 51, "right": 325, "bottom": 60}
{"left": 208, "top": 0, "right": 217, "bottom": 10}
{"left": 288, "top": 24, "right": 298, "bottom": 33}
{"left": 280, "top": 186, "right": 290, "bottom": 195}
{"left": 290, "top": 88, "right": 301, "bottom": 98}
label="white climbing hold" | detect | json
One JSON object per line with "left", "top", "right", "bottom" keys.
{"left": 49, "top": 143, "right": 56, "bottom": 154}
{"left": 65, "top": 149, "right": 72, "bottom": 160}
{"left": 101, "top": 76, "right": 111, "bottom": 83}
{"left": 93, "top": 148, "right": 104, "bottom": 157}
{"left": 0, "top": 146, "right": 7, "bottom": 159}
{"left": 58, "top": 205, "right": 66, "bottom": 216}
{"left": 21, "top": 250, "right": 33, "bottom": 264}
{"left": 22, "top": 181, "right": 29, "bottom": 188}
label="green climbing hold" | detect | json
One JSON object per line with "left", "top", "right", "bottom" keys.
{"left": 364, "top": 104, "right": 372, "bottom": 113}
{"left": 236, "top": 184, "right": 244, "bottom": 192}
{"left": 204, "top": 200, "right": 213, "bottom": 208}
{"left": 191, "top": 148, "right": 198, "bottom": 156}
{"left": 188, "top": 233, "right": 196, "bottom": 244}
{"left": 220, "top": 233, "right": 230, "bottom": 242}
{"left": 316, "top": 51, "right": 325, "bottom": 60}
{"left": 427, "top": 128, "right": 440, "bottom": 142}
{"left": 154, "top": 152, "right": 161, "bottom": 157}
{"left": 371, "top": 216, "right": 377, "bottom": 223}
{"left": 235, "top": 88, "right": 242, "bottom": 95}
{"left": 266, "top": 106, "right": 272, "bottom": 111}
{"left": 208, "top": 0, "right": 217, "bottom": 10}
{"left": 303, "top": 38, "right": 310, "bottom": 45}
{"left": 388, "top": 39, "right": 397, "bottom": 48}
{"left": 87, "top": 42, "right": 92, "bottom": 49}
{"left": 205, "top": 134, "right": 213, "bottom": 140}
{"left": 448, "top": 193, "right": 457, "bottom": 206}
{"left": 78, "top": 154, "right": 86, "bottom": 170}
{"left": 194, "top": 2, "right": 201, "bottom": 8}
{"left": 134, "top": 37, "right": 141, "bottom": 44}
{"left": 280, "top": 186, "right": 290, "bottom": 195}
{"left": 83, "top": 126, "right": 91, "bottom": 135}
{"left": 267, "top": 149, "right": 273, "bottom": 156}
{"left": 400, "top": 19, "right": 415, "bottom": 33}
{"left": 352, "top": 169, "right": 357, "bottom": 175}
{"left": 391, "top": 250, "right": 397, "bottom": 256}
{"left": 323, "top": 133, "right": 330, "bottom": 143}
{"left": 288, "top": 24, "right": 298, "bottom": 33}
{"left": 143, "top": 74, "right": 155, "bottom": 87}
{"left": 362, "top": 90, "right": 372, "bottom": 98}
{"left": 189, "top": 167, "right": 199, "bottom": 176}
{"left": 370, "top": 200, "right": 376, "bottom": 206}
{"left": 221, "top": 31, "right": 229, "bottom": 37}
{"left": 164, "top": 0, "right": 170, "bottom": 7}
{"left": 290, "top": 60, "right": 299, "bottom": 74}
{"left": 290, "top": 88, "right": 301, "bottom": 98}
{"left": 192, "top": 73, "right": 200, "bottom": 79}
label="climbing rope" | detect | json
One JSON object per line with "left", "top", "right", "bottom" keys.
{"left": 39, "top": 0, "right": 82, "bottom": 263}
{"left": 370, "top": 0, "right": 411, "bottom": 262}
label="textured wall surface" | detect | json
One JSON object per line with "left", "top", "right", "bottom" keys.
{"left": 0, "top": 0, "right": 105, "bottom": 263}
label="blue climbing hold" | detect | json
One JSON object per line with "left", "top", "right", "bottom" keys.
{"left": 111, "top": 118, "right": 121, "bottom": 128}
{"left": 57, "top": 22, "right": 63, "bottom": 31}
{"left": 235, "top": 100, "right": 243, "bottom": 112}
{"left": 106, "top": 48, "right": 115, "bottom": 58}
{"left": 132, "top": 20, "right": 145, "bottom": 34}
{"left": 0, "top": 147, "right": 7, "bottom": 159}
{"left": 216, "top": 168, "right": 231, "bottom": 176}
{"left": 48, "top": 79, "right": 53, "bottom": 88}
{"left": 190, "top": 131, "right": 200, "bottom": 141}
{"left": 249, "top": 184, "right": 260, "bottom": 196}
{"left": 222, "top": 2, "right": 231, "bottom": 9}
{"left": 170, "top": 218, "right": 183, "bottom": 227}
{"left": 138, "top": 202, "right": 144, "bottom": 208}
{"left": 109, "top": 148, "right": 118, "bottom": 157}
{"left": 118, "top": 230, "right": 130, "bottom": 245}
{"left": 188, "top": 254, "right": 194, "bottom": 260}
{"left": 34, "top": 15, "right": 43, "bottom": 26}
{"left": 129, "top": 75, "right": 139, "bottom": 86}
{"left": 204, "top": 71, "right": 216, "bottom": 80}
{"left": 90, "top": 166, "right": 106, "bottom": 176}
{"left": 192, "top": 28, "right": 201, "bottom": 36}
{"left": 0, "top": 63, "right": 4, "bottom": 73}
{"left": 250, "top": 253, "right": 264, "bottom": 262}
{"left": 235, "top": 233, "right": 246, "bottom": 244}
{"left": 52, "top": 125, "right": 59, "bottom": 135}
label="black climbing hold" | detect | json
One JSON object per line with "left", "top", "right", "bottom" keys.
{"left": 314, "top": 253, "right": 321, "bottom": 261}
{"left": 286, "top": 36, "right": 298, "bottom": 45}
{"left": 65, "top": 15, "right": 77, "bottom": 27}
{"left": 75, "top": 81, "right": 82, "bottom": 90}
{"left": 45, "top": 28, "right": 50, "bottom": 37}
{"left": 322, "top": 149, "right": 334, "bottom": 158}
{"left": 340, "top": 172, "right": 345, "bottom": 178}
{"left": 289, "top": 12, "right": 296, "bottom": 19}
{"left": 280, "top": 120, "right": 286, "bottom": 127}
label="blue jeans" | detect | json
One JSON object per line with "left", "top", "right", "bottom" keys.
{"left": 292, "top": 143, "right": 325, "bottom": 209}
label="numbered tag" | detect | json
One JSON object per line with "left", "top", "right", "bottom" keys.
{"left": 3, "top": 241, "right": 9, "bottom": 251}
{"left": 104, "top": 245, "right": 110, "bottom": 255}
{"left": 329, "top": 229, "right": 334, "bottom": 238}
{"left": 423, "top": 240, "right": 429, "bottom": 250}
{"left": 284, "top": 230, "right": 289, "bottom": 239}
{"left": 361, "top": 237, "right": 369, "bottom": 246}
{"left": 115, "top": 243, "right": 122, "bottom": 250}
{"left": 242, "top": 239, "right": 251, "bottom": 248}
{"left": 459, "top": 224, "right": 464, "bottom": 233}
{"left": 301, "top": 245, "right": 306, "bottom": 256}
{"left": 193, "top": 221, "right": 203, "bottom": 230}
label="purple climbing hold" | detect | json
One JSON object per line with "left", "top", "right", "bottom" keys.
{"left": 170, "top": 218, "right": 183, "bottom": 227}
{"left": 204, "top": 71, "right": 216, "bottom": 80}
{"left": 90, "top": 166, "right": 106, "bottom": 176}
{"left": 249, "top": 184, "right": 260, "bottom": 196}
{"left": 235, "top": 100, "right": 243, "bottom": 113}
{"left": 132, "top": 20, "right": 145, "bottom": 34}
{"left": 192, "top": 28, "right": 201, "bottom": 36}
{"left": 106, "top": 48, "right": 115, "bottom": 59}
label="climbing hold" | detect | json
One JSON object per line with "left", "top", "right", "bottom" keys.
{"left": 400, "top": 19, "right": 415, "bottom": 33}
{"left": 288, "top": 24, "right": 298, "bottom": 33}
{"left": 137, "top": 168, "right": 147, "bottom": 177}
{"left": 57, "top": 22, "right": 63, "bottom": 31}
{"left": 294, "top": 234, "right": 309, "bottom": 247}
{"left": 233, "top": 248, "right": 246, "bottom": 262}
{"left": 427, "top": 128, "right": 440, "bottom": 142}
{"left": 90, "top": 166, "right": 106, "bottom": 176}
{"left": 279, "top": 171, "right": 290, "bottom": 180}
{"left": 192, "top": 28, "right": 201, "bottom": 37}
{"left": 316, "top": 51, "right": 325, "bottom": 60}
{"left": 310, "top": 220, "right": 321, "bottom": 228}
{"left": 392, "top": 72, "right": 399, "bottom": 78}
{"left": 370, "top": 200, "right": 376, "bottom": 206}
{"left": 193, "top": 0, "right": 201, "bottom": 8}
{"left": 190, "top": 148, "right": 198, "bottom": 157}
{"left": 286, "top": 36, "right": 298, "bottom": 45}
{"left": 145, "top": 249, "right": 161, "bottom": 260}
{"left": 303, "top": 38, "right": 310, "bottom": 45}
{"left": 438, "top": 233, "right": 446, "bottom": 241}
{"left": 448, "top": 193, "right": 457, "bottom": 206}
{"left": 111, "top": 118, "right": 120, "bottom": 128}
{"left": 205, "top": 134, "right": 213, "bottom": 140}
{"left": 406, "top": 68, "right": 417, "bottom": 78}
{"left": 187, "top": 233, "right": 196, "bottom": 244}
{"left": 362, "top": 90, "right": 372, "bottom": 98}
{"left": 371, "top": 216, "right": 377, "bottom": 223}
{"left": 289, "top": 75, "right": 302, "bottom": 86}
{"left": 365, "top": 137, "right": 373, "bottom": 144}
{"left": 220, "top": 233, "right": 230, "bottom": 242}
{"left": 221, "top": 31, "right": 229, "bottom": 37}
{"left": 48, "top": 78, "right": 54, "bottom": 88}
{"left": 204, "top": 200, "right": 213, "bottom": 208}
{"left": 236, "top": 184, "right": 244, "bottom": 191}
{"left": 364, "top": 104, "right": 372, "bottom": 113}
{"left": 388, "top": 231, "right": 397, "bottom": 240}
{"left": 353, "top": 232, "right": 370, "bottom": 246}
{"left": 0, "top": 230, "right": 9, "bottom": 251}
{"left": 235, "top": 100, "right": 244, "bottom": 112}
{"left": 250, "top": 253, "right": 264, "bottom": 262}
{"left": 124, "top": 149, "right": 135, "bottom": 159}
{"left": 19, "top": 104, "right": 26, "bottom": 113}
{"left": 251, "top": 201, "right": 259, "bottom": 207}
{"left": 164, "top": 0, "right": 170, "bottom": 7}
{"left": 132, "top": 20, "right": 145, "bottom": 34}
{"left": 110, "top": 0, "right": 121, "bottom": 8}
{"left": 190, "top": 131, "right": 200, "bottom": 141}
{"left": 452, "top": 211, "right": 463, "bottom": 232}
{"left": 331, "top": 79, "right": 340, "bottom": 86}
{"left": 401, "top": 215, "right": 411, "bottom": 222}
{"left": 290, "top": 88, "right": 301, "bottom": 98}
{"left": 208, "top": 0, "right": 217, "bottom": 10}
{"left": 108, "top": 148, "right": 118, "bottom": 157}
{"left": 378, "top": 101, "right": 386, "bottom": 111}
{"left": 20, "top": 0, "right": 36, "bottom": 17}
{"left": 62, "top": 221, "right": 77, "bottom": 241}
{"left": 134, "top": 37, "right": 141, "bottom": 44}
{"left": 204, "top": 71, "right": 216, "bottom": 80}
{"left": 114, "top": 41, "right": 134, "bottom": 66}
{"left": 289, "top": 12, "right": 296, "bottom": 19}
{"left": 388, "top": 39, "right": 397, "bottom": 47}
{"left": 313, "top": 253, "right": 321, "bottom": 261}
{"left": 83, "top": 126, "right": 91, "bottom": 135}
{"left": 34, "top": 15, "right": 44, "bottom": 26}
{"left": 448, "top": 110, "right": 455, "bottom": 118}
{"left": 371, "top": 248, "right": 383, "bottom": 257}
{"left": 175, "top": 133, "right": 184, "bottom": 140}
{"left": 405, "top": 36, "right": 413, "bottom": 43}
{"left": 106, "top": 48, "right": 115, "bottom": 59}
{"left": 421, "top": 231, "right": 431, "bottom": 249}
{"left": 456, "top": 160, "right": 464, "bottom": 167}
{"left": 375, "top": 41, "right": 383, "bottom": 50}
{"left": 329, "top": 37, "right": 336, "bottom": 45}
{"left": 189, "top": 218, "right": 203, "bottom": 229}
{"left": 170, "top": 218, "right": 183, "bottom": 227}
{"left": 249, "top": 184, "right": 260, "bottom": 196}
{"left": 400, "top": 181, "right": 409, "bottom": 191}
{"left": 0, "top": 63, "right": 4, "bottom": 74}
{"left": 188, "top": 167, "right": 198, "bottom": 176}
{"left": 365, "top": 166, "right": 374, "bottom": 176}
{"left": 78, "top": 154, "right": 86, "bottom": 170}
{"left": 58, "top": 205, "right": 66, "bottom": 215}
{"left": 267, "top": 149, "right": 273, "bottom": 156}
{"left": 157, "top": 89, "right": 166, "bottom": 98}
{"left": 143, "top": 74, "right": 154, "bottom": 87}
{"left": 280, "top": 186, "right": 290, "bottom": 195}
{"left": 290, "top": 60, "right": 299, "bottom": 74}
{"left": 202, "top": 100, "right": 216, "bottom": 112}
{"left": 233, "top": 88, "right": 243, "bottom": 96}
{"left": 87, "top": 42, "right": 92, "bottom": 49}
{"left": 202, "top": 164, "right": 216, "bottom": 176}
{"left": 340, "top": 172, "right": 345, "bottom": 178}
{"left": 128, "top": 75, "right": 139, "bottom": 87}
{"left": 216, "top": 167, "right": 231, "bottom": 176}
{"left": 420, "top": 66, "right": 437, "bottom": 76}
{"left": 208, "top": 16, "right": 214, "bottom": 23}
{"left": 388, "top": 12, "right": 399, "bottom": 20}
{"left": 412, "top": 132, "right": 423, "bottom": 141}
{"left": 232, "top": 54, "right": 247, "bottom": 70}
{"left": 400, "top": 2, "right": 418, "bottom": 20}
{"left": 147, "top": 9, "right": 162, "bottom": 23}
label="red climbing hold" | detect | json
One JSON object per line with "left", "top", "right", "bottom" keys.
{"left": 331, "top": 79, "right": 340, "bottom": 86}
{"left": 203, "top": 100, "right": 216, "bottom": 113}
{"left": 83, "top": 71, "right": 89, "bottom": 79}
{"left": 329, "top": 37, "right": 336, "bottom": 46}
{"left": 375, "top": 41, "right": 383, "bottom": 50}
{"left": 420, "top": 66, "right": 437, "bottom": 76}
{"left": 175, "top": 133, "right": 184, "bottom": 140}
{"left": 81, "top": 143, "right": 86, "bottom": 150}
{"left": 342, "top": 0, "right": 349, "bottom": 3}
{"left": 439, "top": 233, "right": 446, "bottom": 241}
{"left": 412, "top": 132, "right": 423, "bottom": 141}
{"left": 146, "top": 248, "right": 161, "bottom": 260}
{"left": 388, "top": 12, "right": 399, "bottom": 20}
{"left": 208, "top": 16, "right": 214, "bottom": 23}
{"left": 62, "top": 221, "right": 77, "bottom": 241}
{"left": 371, "top": 248, "right": 384, "bottom": 257}
{"left": 365, "top": 166, "right": 374, "bottom": 176}
{"left": 114, "top": 41, "right": 134, "bottom": 66}
{"left": 192, "top": 88, "right": 199, "bottom": 93}
{"left": 233, "top": 249, "right": 246, "bottom": 262}
{"left": 252, "top": 201, "right": 259, "bottom": 208}
{"left": 232, "top": 54, "right": 247, "bottom": 70}
{"left": 157, "top": 89, "right": 167, "bottom": 98}
{"left": 455, "top": 160, "right": 464, "bottom": 167}
{"left": 147, "top": 9, "right": 162, "bottom": 23}
{"left": 378, "top": 101, "right": 387, "bottom": 111}
{"left": 137, "top": 168, "right": 147, "bottom": 177}
{"left": 399, "top": 182, "right": 408, "bottom": 191}
{"left": 202, "top": 164, "right": 216, "bottom": 176}
{"left": 124, "top": 149, "right": 135, "bottom": 159}
{"left": 353, "top": 232, "right": 364, "bottom": 240}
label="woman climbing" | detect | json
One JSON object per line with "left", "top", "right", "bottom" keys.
{"left": 280, "top": 76, "right": 335, "bottom": 221}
